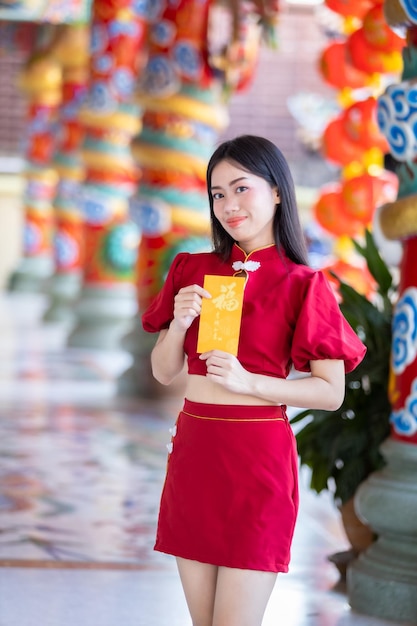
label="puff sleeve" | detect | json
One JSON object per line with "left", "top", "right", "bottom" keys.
{"left": 291, "top": 270, "right": 366, "bottom": 373}
{"left": 142, "top": 252, "right": 188, "bottom": 333}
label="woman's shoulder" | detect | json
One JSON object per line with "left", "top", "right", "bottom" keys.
{"left": 279, "top": 256, "right": 333, "bottom": 299}
{"left": 279, "top": 254, "right": 317, "bottom": 281}
{"left": 171, "top": 249, "right": 223, "bottom": 270}
{"left": 167, "top": 249, "right": 226, "bottom": 283}
{"left": 174, "top": 249, "right": 217, "bottom": 261}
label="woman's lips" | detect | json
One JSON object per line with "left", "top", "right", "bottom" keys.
{"left": 226, "top": 217, "right": 246, "bottom": 228}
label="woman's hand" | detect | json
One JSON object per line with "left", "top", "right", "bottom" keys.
{"left": 171, "top": 284, "right": 211, "bottom": 332}
{"left": 197, "top": 354, "right": 345, "bottom": 411}
{"left": 151, "top": 284, "right": 210, "bottom": 385}
{"left": 199, "top": 350, "right": 253, "bottom": 395}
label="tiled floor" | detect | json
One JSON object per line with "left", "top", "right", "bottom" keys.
{"left": 0, "top": 291, "right": 406, "bottom": 625}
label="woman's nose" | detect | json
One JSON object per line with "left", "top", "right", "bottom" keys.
{"left": 223, "top": 196, "right": 239, "bottom": 212}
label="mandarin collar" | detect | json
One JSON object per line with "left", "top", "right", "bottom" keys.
{"left": 230, "top": 243, "right": 280, "bottom": 264}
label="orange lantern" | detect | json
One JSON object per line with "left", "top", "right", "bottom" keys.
{"left": 341, "top": 174, "right": 375, "bottom": 224}
{"left": 340, "top": 170, "right": 398, "bottom": 224}
{"left": 341, "top": 97, "right": 389, "bottom": 151}
{"left": 313, "top": 184, "right": 364, "bottom": 237}
{"left": 322, "top": 118, "right": 365, "bottom": 166}
{"left": 319, "top": 41, "right": 369, "bottom": 89}
{"left": 347, "top": 25, "right": 404, "bottom": 74}
{"left": 363, "top": 4, "right": 406, "bottom": 51}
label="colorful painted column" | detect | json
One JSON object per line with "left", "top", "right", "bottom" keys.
{"left": 8, "top": 46, "right": 62, "bottom": 292}
{"left": 117, "top": 0, "right": 265, "bottom": 395}
{"left": 67, "top": 0, "right": 146, "bottom": 348}
{"left": 119, "top": 84, "right": 228, "bottom": 396}
{"left": 43, "top": 24, "right": 90, "bottom": 324}
{"left": 348, "top": 18, "right": 417, "bottom": 624}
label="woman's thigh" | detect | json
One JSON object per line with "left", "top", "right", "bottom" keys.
{"left": 213, "top": 566, "right": 277, "bottom": 626}
{"left": 176, "top": 557, "right": 218, "bottom": 626}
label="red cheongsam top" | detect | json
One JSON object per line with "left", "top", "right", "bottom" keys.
{"left": 142, "top": 243, "right": 366, "bottom": 378}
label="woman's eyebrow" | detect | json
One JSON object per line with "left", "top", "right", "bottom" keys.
{"left": 210, "top": 176, "right": 249, "bottom": 190}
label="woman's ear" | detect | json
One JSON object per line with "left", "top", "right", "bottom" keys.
{"left": 274, "top": 188, "right": 280, "bottom": 204}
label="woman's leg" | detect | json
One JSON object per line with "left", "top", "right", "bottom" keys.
{"left": 176, "top": 557, "right": 219, "bottom": 626}
{"left": 212, "top": 566, "right": 277, "bottom": 626}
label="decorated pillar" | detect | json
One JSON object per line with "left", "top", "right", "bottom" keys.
{"left": 67, "top": 0, "right": 146, "bottom": 349}
{"left": 117, "top": 0, "right": 268, "bottom": 396}
{"left": 347, "top": 17, "right": 417, "bottom": 624}
{"left": 43, "top": 25, "right": 90, "bottom": 324}
{"left": 119, "top": 84, "right": 228, "bottom": 396}
{"left": 8, "top": 44, "right": 62, "bottom": 292}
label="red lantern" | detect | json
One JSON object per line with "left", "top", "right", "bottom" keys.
{"left": 322, "top": 118, "right": 365, "bottom": 166}
{"left": 319, "top": 41, "right": 369, "bottom": 89}
{"left": 341, "top": 97, "right": 389, "bottom": 151}
{"left": 313, "top": 184, "right": 364, "bottom": 237}
{"left": 363, "top": 4, "right": 406, "bottom": 51}
{"left": 341, "top": 175, "right": 375, "bottom": 223}
{"left": 347, "top": 26, "right": 404, "bottom": 74}
{"left": 340, "top": 171, "right": 397, "bottom": 223}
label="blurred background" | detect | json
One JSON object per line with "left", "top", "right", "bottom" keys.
{"left": 1, "top": 1, "right": 417, "bottom": 624}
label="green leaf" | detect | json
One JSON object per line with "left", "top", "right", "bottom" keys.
{"left": 352, "top": 229, "right": 392, "bottom": 295}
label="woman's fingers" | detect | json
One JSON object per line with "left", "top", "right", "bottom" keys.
{"left": 175, "top": 286, "right": 210, "bottom": 311}
{"left": 177, "top": 284, "right": 211, "bottom": 299}
{"left": 199, "top": 351, "right": 234, "bottom": 371}
{"left": 173, "top": 285, "right": 211, "bottom": 329}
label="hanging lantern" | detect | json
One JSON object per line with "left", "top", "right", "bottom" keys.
{"left": 347, "top": 28, "right": 401, "bottom": 74}
{"left": 319, "top": 41, "right": 369, "bottom": 90}
{"left": 322, "top": 118, "right": 365, "bottom": 166}
{"left": 363, "top": 4, "right": 406, "bottom": 50}
{"left": 313, "top": 184, "right": 364, "bottom": 237}
{"left": 346, "top": 6, "right": 405, "bottom": 75}
{"left": 340, "top": 170, "right": 399, "bottom": 224}
{"left": 322, "top": 98, "right": 387, "bottom": 168}
{"left": 340, "top": 174, "right": 376, "bottom": 224}
{"left": 341, "top": 97, "right": 389, "bottom": 151}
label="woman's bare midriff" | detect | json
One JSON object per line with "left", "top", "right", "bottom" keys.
{"left": 184, "top": 374, "right": 278, "bottom": 406}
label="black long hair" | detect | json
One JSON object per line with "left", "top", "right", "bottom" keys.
{"left": 206, "top": 135, "right": 309, "bottom": 265}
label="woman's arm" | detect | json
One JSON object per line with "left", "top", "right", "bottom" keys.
{"left": 150, "top": 284, "right": 211, "bottom": 385}
{"left": 199, "top": 351, "right": 345, "bottom": 410}
{"left": 150, "top": 326, "right": 187, "bottom": 385}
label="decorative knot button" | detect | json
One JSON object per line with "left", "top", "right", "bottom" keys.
{"left": 232, "top": 260, "right": 261, "bottom": 272}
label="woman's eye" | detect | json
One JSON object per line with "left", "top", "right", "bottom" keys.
{"left": 236, "top": 186, "right": 247, "bottom": 193}
{"left": 212, "top": 192, "right": 223, "bottom": 200}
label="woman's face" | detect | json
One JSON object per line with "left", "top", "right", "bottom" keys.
{"left": 210, "top": 159, "right": 279, "bottom": 253}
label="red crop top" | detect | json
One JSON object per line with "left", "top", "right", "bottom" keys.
{"left": 142, "top": 243, "right": 366, "bottom": 378}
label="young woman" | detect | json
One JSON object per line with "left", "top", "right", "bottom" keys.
{"left": 142, "top": 135, "right": 366, "bottom": 626}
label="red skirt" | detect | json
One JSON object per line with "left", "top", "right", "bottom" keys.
{"left": 154, "top": 399, "right": 299, "bottom": 573}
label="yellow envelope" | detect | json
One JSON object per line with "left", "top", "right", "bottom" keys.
{"left": 197, "top": 275, "right": 245, "bottom": 356}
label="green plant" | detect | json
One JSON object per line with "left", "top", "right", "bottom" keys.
{"left": 290, "top": 229, "right": 396, "bottom": 506}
